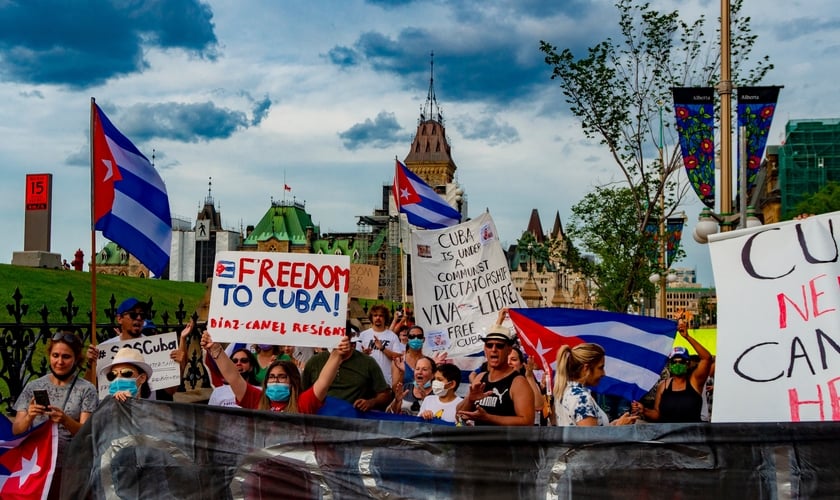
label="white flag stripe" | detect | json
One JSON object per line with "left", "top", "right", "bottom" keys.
{"left": 104, "top": 136, "right": 166, "bottom": 193}
{"left": 111, "top": 190, "right": 172, "bottom": 254}
{"left": 605, "top": 355, "right": 662, "bottom": 386}
{"left": 546, "top": 321, "right": 673, "bottom": 354}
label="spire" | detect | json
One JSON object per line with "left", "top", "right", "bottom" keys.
{"left": 420, "top": 51, "right": 443, "bottom": 125}
{"left": 526, "top": 209, "right": 545, "bottom": 243}
{"left": 205, "top": 177, "right": 214, "bottom": 206}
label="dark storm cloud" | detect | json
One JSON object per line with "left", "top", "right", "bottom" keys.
{"left": 338, "top": 111, "right": 412, "bottom": 150}
{"left": 109, "top": 101, "right": 266, "bottom": 143}
{"left": 327, "top": 0, "right": 613, "bottom": 106}
{"left": 0, "top": 0, "right": 217, "bottom": 88}
{"left": 458, "top": 115, "right": 520, "bottom": 145}
{"left": 251, "top": 95, "right": 272, "bottom": 126}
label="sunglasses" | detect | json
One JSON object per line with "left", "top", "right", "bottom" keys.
{"left": 407, "top": 334, "right": 424, "bottom": 340}
{"left": 52, "top": 332, "right": 80, "bottom": 345}
{"left": 231, "top": 357, "right": 250, "bottom": 364}
{"left": 123, "top": 311, "right": 146, "bottom": 320}
{"left": 670, "top": 359, "right": 688, "bottom": 365}
{"left": 484, "top": 342, "right": 507, "bottom": 350}
{"left": 106, "top": 369, "right": 138, "bottom": 382}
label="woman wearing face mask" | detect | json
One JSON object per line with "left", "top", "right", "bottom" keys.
{"left": 13, "top": 331, "right": 98, "bottom": 499}
{"left": 253, "top": 344, "right": 293, "bottom": 384}
{"left": 631, "top": 320, "right": 712, "bottom": 422}
{"left": 397, "top": 325, "right": 427, "bottom": 387}
{"left": 202, "top": 332, "right": 350, "bottom": 413}
{"left": 99, "top": 347, "right": 153, "bottom": 402}
{"left": 389, "top": 355, "right": 436, "bottom": 415}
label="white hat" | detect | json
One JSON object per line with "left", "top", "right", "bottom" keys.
{"left": 98, "top": 346, "right": 153, "bottom": 379}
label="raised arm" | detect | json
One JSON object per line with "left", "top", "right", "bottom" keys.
{"left": 312, "top": 337, "right": 350, "bottom": 401}
{"left": 680, "top": 322, "right": 713, "bottom": 392}
{"left": 201, "top": 331, "right": 247, "bottom": 401}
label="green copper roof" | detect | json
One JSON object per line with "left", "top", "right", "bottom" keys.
{"left": 243, "top": 201, "right": 318, "bottom": 245}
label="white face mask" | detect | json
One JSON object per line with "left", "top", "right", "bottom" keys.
{"left": 431, "top": 380, "right": 448, "bottom": 396}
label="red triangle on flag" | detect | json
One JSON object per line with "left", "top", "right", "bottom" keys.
{"left": 393, "top": 161, "right": 421, "bottom": 208}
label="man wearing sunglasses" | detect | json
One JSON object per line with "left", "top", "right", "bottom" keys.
{"left": 87, "top": 297, "right": 189, "bottom": 401}
{"left": 455, "top": 325, "right": 534, "bottom": 426}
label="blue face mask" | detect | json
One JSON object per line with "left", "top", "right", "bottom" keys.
{"left": 422, "top": 380, "right": 432, "bottom": 389}
{"left": 265, "top": 383, "right": 291, "bottom": 402}
{"left": 408, "top": 339, "right": 424, "bottom": 350}
{"left": 109, "top": 378, "right": 138, "bottom": 397}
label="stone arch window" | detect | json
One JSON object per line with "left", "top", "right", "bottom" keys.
{"left": 99, "top": 249, "right": 109, "bottom": 261}
{"left": 138, "top": 271, "right": 146, "bottom": 278}
{"left": 316, "top": 249, "right": 324, "bottom": 254}
{"left": 119, "top": 249, "right": 128, "bottom": 263}
{"left": 352, "top": 249, "right": 360, "bottom": 260}
{"left": 333, "top": 248, "right": 342, "bottom": 255}
{"left": 119, "top": 271, "right": 127, "bottom": 276}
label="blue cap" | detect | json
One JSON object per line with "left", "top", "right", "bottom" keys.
{"left": 670, "top": 346, "right": 690, "bottom": 360}
{"left": 117, "top": 297, "right": 148, "bottom": 315}
{"left": 142, "top": 320, "right": 157, "bottom": 331}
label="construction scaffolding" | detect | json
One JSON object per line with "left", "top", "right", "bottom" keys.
{"left": 778, "top": 119, "right": 840, "bottom": 215}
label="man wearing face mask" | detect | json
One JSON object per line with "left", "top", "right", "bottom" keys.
{"left": 631, "top": 320, "right": 713, "bottom": 423}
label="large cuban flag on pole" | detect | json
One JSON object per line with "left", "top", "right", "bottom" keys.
{"left": 92, "top": 101, "right": 171, "bottom": 277}
{"left": 509, "top": 308, "right": 677, "bottom": 402}
{"left": 392, "top": 160, "right": 460, "bottom": 229}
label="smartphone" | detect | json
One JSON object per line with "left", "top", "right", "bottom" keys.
{"left": 33, "top": 389, "right": 51, "bottom": 408}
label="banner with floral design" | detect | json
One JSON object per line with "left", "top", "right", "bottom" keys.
{"left": 643, "top": 216, "right": 686, "bottom": 269}
{"left": 672, "top": 87, "right": 716, "bottom": 208}
{"left": 737, "top": 86, "right": 781, "bottom": 199}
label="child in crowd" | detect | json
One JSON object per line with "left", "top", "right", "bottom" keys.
{"left": 418, "top": 363, "right": 463, "bottom": 423}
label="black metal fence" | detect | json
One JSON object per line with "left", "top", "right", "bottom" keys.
{"left": 0, "top": 288, "right": 209, "bottom": 416}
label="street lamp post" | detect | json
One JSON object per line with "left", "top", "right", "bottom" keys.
{"left": 691, "top": 0, "right": 763, "bottom": 243}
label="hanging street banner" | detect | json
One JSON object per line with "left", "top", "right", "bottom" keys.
{"left": 95, "top": 332, "right": 181, "bottom": 399}
{"left": 709, "top": 211, "right": 840, "bottom": 422}
{"left": 737, "top": 86, "right": 782, "bottom": 199}
{"left": 672, "top": 87, "right": 716, "bottom": 208}
{"left": 410, "top": 212, "right": 524, "bottom": 357}
{"left": 208, "top": 251, "right": 350, "bottom": 348}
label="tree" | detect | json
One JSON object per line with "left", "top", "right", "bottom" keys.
{"left": 786, "top": 182, "right": 840, "bottom": 219}
{"left": 564, "top": 185, "right": 660, "bottom": 312}
{"left": 540, "top": 0, "right": 772, "bottom": 312}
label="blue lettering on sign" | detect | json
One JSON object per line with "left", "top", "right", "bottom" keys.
{"left": 262, "top": 287, "right": 339, "bottom": 314}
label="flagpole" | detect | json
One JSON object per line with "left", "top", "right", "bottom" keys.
{"left": 88, "top": 97, "right": 98, "bottom": 385}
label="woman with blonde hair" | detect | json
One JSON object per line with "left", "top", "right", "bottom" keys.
{"left": 553, "top": 343, "right": 636, "bottom": 426}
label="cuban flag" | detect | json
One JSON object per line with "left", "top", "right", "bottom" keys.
{"left": 0, "top": 421, "right": 58, "bottom": 500}
{"left": 392, "top": 160, "right": 460, "bottom": 229}
{"left": 215, "top": 260, "right": 235, "bottom": 279}
{"left": 509, "top": 308, "right": 677, "bottom": 402}
{"left": 92, "top": 102, "right": 171, "bottom": 277}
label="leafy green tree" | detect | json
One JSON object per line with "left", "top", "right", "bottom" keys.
{"left": 540, "top": 0, "right": 772, "bottom": 312}
{"left": 786, "top": 182, "right": 840, "bottom": 219}
{"left": 564, "top": 185, "right": 660, "bottom": 312}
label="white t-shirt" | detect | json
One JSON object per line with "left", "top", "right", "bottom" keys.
{"left": 208, "top": 384, "right": 241, "bottom": 408}
{"left": 357, "top": 328, "right": 404, "bottom": 385}
{"left": 418, "top": 395, "right": 463, "bottom": 423}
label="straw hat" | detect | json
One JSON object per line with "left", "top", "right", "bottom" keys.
{"left": 98, "top": 346, "right": 153, "bottom": 378}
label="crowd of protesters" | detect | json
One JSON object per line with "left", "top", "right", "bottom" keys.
{"left": 10, "top": 297, "right": 714, "bottom": 496}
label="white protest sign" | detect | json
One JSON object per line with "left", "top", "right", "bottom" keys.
{"left": 410, "top": 212, "right": 524, "bottom": 357}
{"left": 96, "top": 332, "right": 181, "bottom": 399}
{"left": 208, "top": 251, "right": 349, "bottom": 348}
{"left": 709, "top": 211, "right": 840, "bottom": 422}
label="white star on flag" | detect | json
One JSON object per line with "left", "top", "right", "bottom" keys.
{"left": 10, "top": 448, "right": 41, "bottom": 486}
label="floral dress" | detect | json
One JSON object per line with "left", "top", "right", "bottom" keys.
{"left": 555, "top": 381, "right": 610, "bottom": 426}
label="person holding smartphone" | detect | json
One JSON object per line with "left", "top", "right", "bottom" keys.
{"left": 13, "top": 331, "right": 99, "bottom": 498}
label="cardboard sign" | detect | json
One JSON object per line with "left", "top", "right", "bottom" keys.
{"left": 709, "top": 211, "right": 840, "bottom": 422}
{"left": 208, "top": 251, "right": 350, "bottom": 348}
{"left": 410, "top": 212, "right": 524, "bottom": 357}
{"left": 350, "top": 263, "right": 379, "bottom": 299}
{"left": 96, "top": 332, "right": 181, "bottom": 399}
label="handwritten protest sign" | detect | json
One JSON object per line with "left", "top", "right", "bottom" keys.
{"left": 709, "top": 211, "right": 840, "bottom": 422}
{"left": 410, "top": 212, "right": 524, "bottom": 357}
{"left": 350, "top": 263, "right": 379, "bottom": 299}
{"left": 96, "top": 332, "right": 181, "bottom": 399}
{"left": 208, "top": 251, "right": 350, "bottom": 348}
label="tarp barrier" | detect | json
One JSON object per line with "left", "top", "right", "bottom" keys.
{"left": 62, "top": 398, "right": 840, "bottom": 499}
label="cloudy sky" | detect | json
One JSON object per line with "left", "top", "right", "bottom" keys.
{"left": 0, "top": 0, "right": 837, "bottom": 287}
